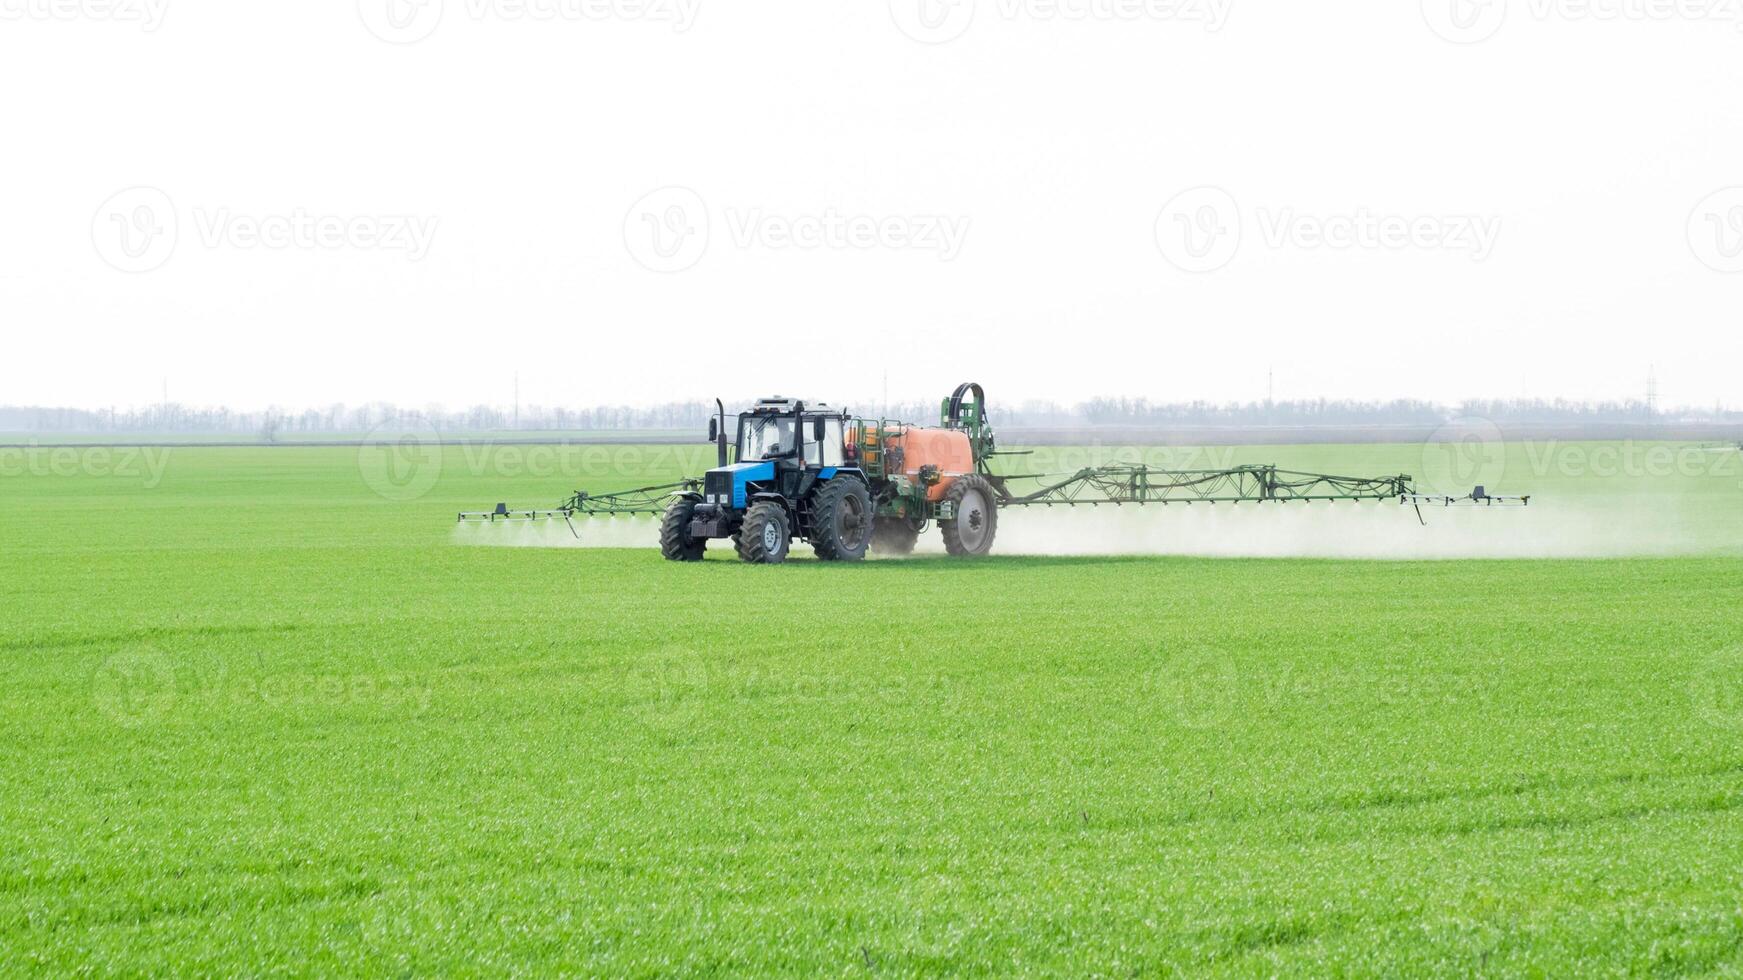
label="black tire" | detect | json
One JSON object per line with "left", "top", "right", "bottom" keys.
{"left": 736, "top": 501, "right": 791, "bottom": 564}
{"left": 810, "top": 479, "right": 873, "bottom": 561}
{"left": 659, "top": 497, "right": 707, "bottom": 562}
{"left": 941, "top": 474, "right": 998, "bottom": 558}
{"left": 870, "top": 516, "right": 920, "bottom": 556}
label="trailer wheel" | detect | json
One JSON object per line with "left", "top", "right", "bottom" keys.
{"left": 659, "top": 497, "right": 707, "bottom": 562}
{"left": 810, "top": 479, "right": 872, "bottom": 561}
{"left": 941, "top": 475, "right": 998, "bottom": 558}
{"left": 736, "top": 501, "right": 791, "bottom": 564}
{"left": 870, "top": 516, "right": 920, "bottom": 556}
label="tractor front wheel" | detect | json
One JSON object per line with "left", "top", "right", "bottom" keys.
{"left": 659, "top": 497, "right": 707, "bottom": 562}
{"left": 810, "top": 479, "right": 872, "bottom": 561}
{"left": 941, "top": 475, "right": 998, "bottom": 558}
{"left": 736, "top": 501, "right": 791, "bottom": 564}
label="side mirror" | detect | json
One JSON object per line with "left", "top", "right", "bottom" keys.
{"left": 813, "top": 416, "right": 827, "bottom": 441}
{"left": 708, "top": 419, "right": 718, "bottom": 441}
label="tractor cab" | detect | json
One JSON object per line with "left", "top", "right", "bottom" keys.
{"left": 698, "top": 397, "right": 848, "bottom": 511}
{"left": 669, "top": 396, "right": 871, "bottom": 563}
{"left": 733, "top": 397, "right": 846, "bottom": 467}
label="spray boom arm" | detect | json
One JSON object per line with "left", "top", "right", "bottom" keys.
{"left": 991, "top": 464, "right": 1413, "bottom": 507}
{"left": 458, "top": 480, "right": 700, "bottom": 533}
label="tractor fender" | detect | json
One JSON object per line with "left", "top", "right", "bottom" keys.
{"left": 746, "top": 491, "right": 796, "bottom": 527}
{"left": 799, "top": 467, "right": 868, "bottom": 505}
{"left": 671, "top": 489, "right": 703, "bottom": 502}
{"left": 814, "top": 467, "right": 869, "bottom": 487}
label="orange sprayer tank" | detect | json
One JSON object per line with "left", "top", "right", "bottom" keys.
{"left": 886, "top": 426, "right": 974, "bottom": 502}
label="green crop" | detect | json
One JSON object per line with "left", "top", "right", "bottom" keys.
{"left": 3, "top": 441, "right": 1741, "bottom": 974}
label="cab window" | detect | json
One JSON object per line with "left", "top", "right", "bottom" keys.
{"left": 814, "top": 418, "right": 845, "bottom": 467}
{"left": 739, "top": 415, "right": 794, "bottom": 460}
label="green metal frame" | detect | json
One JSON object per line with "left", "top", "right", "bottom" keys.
{"left": 560, "top": 481, "right": 700, "bottom": 515}
{"left": 990, "top": 464, "right": 1413, "bottom": 507}
{"left": 458, "top": 480, "right": 699, "bottom": 523}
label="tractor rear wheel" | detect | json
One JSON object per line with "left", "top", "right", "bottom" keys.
{"left": 941, "top": 474, "right": 998, "bottom": 558}
{"left": 659, "top": 497, "right": 707, "bottom": 562}
{"left": 870, "top": 516, "right": 920, "bottom": 556}
{"left": 736, "top": 501, "right": 791, "bottom": 564}
{"left": 810, "top": 479, "right": 872, "bottom": 561}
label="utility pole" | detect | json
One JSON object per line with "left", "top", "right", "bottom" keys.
{"left": 513, "top": 372, "right": 520, "bottom": 429}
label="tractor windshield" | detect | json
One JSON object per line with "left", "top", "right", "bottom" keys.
{"left": 739, "top": 415, "right": 795, "bottom": 460}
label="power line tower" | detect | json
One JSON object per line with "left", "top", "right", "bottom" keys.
{"left": 1646, "top": 365, "right": 1659, "bottom": 420}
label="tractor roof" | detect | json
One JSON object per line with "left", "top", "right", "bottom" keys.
{"left": 751, "top": 396, "right": 835, "bottom": 414}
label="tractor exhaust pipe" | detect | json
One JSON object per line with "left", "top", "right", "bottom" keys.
{"left": 713, "top": 398, "right": 728, "bottom": 469}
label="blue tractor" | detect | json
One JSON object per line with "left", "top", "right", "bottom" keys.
{"left": 662, "top": 396, "right": 873, "bottom": 564}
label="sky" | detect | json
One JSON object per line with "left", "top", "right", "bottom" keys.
{"left": 3, "top": 0, "right": 1741, "bottom": 413}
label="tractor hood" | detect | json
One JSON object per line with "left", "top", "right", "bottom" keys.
{"left": 706, "top": 460, "right": 775, "bottom": 509}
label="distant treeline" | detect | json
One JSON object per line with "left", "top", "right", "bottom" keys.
{"left": 1074, "top": 397, "right": 1736, "bottom": 426}
{"left": 1, "top": 397, "right": 1735, "bottom": 435}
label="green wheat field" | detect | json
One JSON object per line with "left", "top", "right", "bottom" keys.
{"left": 4, "top": 439, "right": 1743, "bottom": 974}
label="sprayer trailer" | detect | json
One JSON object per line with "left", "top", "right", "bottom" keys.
{"left": 459, "top": 382, "right": 1529, "bottom": 563}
